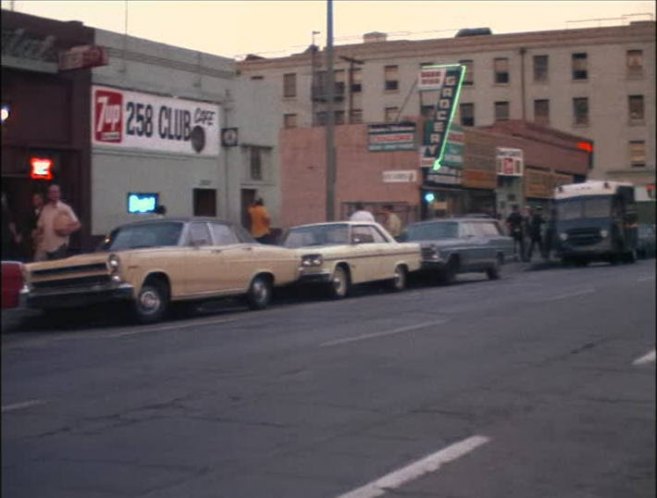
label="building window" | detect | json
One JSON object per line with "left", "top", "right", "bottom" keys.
{"left": 350, "top": 109, "right": 363, "bottom": 124}
{"left": 460, "top": 103, "right": 474, "bottom": 127}
{"left": 626, "top": 50, "right": 644, "bottom": 78}
{"left": 629, "top": 140, "right": 646, "bottom": 168}
{"left": 334, "top": 69, "right": 346, "bottom": 96}
{"left": 384, "top": 65, "right": 399, "bottom": 91}
{"left": 315, "top": 112, "right": 328, "bottom": 126}
{"left": 494, "top": 58, "right": 509, "bottom": 84}
{"left": 533, "top": 55, "right": 548, "bottom": 82}
{"left": 421, "top": 104, "right": 435, "bottom": 119}
{"left": 249, "top": 147, "right": 265, "bottom": 180}
{"left": 384, "top": 106, "right": 399, "bottom": 122}
{"left": 335, "top": 110, "right": 345, "bottom": 125}
{"left": 494, "top": 101, "right": 509, "bottom": 121}
{"left": 573, "top": 97, "right": 589, "bottom": 125}
{"left": 283, "top": 113, "right": 297, "bottom": 128}
{"left": 459, "top": 59, "right": 473, "bottom": 85}
{"left": 572, "top": 53, "right": 588, "bottom": 80}
{"left": 250, "top": 75, "right": 264, "bottom": 81}
{"left": 534, "top": 99, "right": 550, "bottom": 125}
{"left": 420, "top": 61, "right": 434, "bottom": 67}
{"left": 283, "top": 73, "right": 296, "bottom": 98}
{"left": 351, "top": 67, "right": 362, "bottom": 93}
{"left": 629, "top": 95, "right": 644, "bottom": 122}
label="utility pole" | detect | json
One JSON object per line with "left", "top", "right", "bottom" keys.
{"left": 325, "top": 0, "right": 336, "bottom": 221}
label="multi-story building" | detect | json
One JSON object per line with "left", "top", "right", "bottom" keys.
{"left": 238, "top": 21, "right": 655, "bottom": 189}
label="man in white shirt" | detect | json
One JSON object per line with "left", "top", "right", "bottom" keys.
{"left": 36, "top": 184, "right": 81, "bottom": 260}
{"left": 349, "top": 202, "right": 375, "bottom": 222}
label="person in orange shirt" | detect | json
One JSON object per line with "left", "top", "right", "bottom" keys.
{"left": 248, "top": 198, "right": 272, "bottom": 244}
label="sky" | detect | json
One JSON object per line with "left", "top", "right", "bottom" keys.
{"left": 2, "top": 1, "right": 655, "bottom": 59}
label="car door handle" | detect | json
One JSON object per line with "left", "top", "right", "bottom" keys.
{"left": 212, "top": 249, "right": 223, "bottom": 254}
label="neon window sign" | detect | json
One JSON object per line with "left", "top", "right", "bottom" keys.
{"left": 127, "top": 193, "right": 159, "bottom": 214}
{"left": 419, "top": 64, "right": 466, "bottom": 171}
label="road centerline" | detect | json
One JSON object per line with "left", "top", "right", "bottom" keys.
{"left": 1, "top": 399, "right": 47, "bottom": 413}
{"left": 320, "top": 319, "right": 450, "bottom": 347}
{"left": 336, "top": 435, "right": 491, "bottom": 498}
{"left": 633, "top": 349, "right": 656, "bottom": 366}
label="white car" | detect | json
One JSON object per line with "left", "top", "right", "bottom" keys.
{"left": 281, "top": 221, "right": 422, "bottom": 298}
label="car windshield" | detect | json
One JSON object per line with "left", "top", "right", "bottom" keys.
{"left": 282, "top": 223, "right": 350, "bottom": 248}
{"left": 405, "top": 222, "right": 459, "bottom": 241}
{"left": 556, "top": 197, "right": 612, "bottom": 220}
{"left": 99, "top": 222, "right": 184, "bottom": 251}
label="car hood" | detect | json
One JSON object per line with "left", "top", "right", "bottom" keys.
{"left": 25, "top": 252, "right": 111, "bottom": 272}
{"left": 412, "top": 238, "right": 464, "bottom": 249}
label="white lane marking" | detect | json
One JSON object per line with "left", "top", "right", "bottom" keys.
{"left": 1, "top": 399, "right": 47, "bottom": 413}
{"left": 336, "top": 435, "right": 491, "bottom": 498}
{"left": 542, "top": 288, "right": 595, "bottom": 302}
{"left": 320, "top": 320, "right": 449, "bottom": 348}
{"left": 637, "top": 276, "right": 655, "bottom": 282}
{"left": 99, "top": 317, "right": 239, "bottom": 338}
{"left": 633, "top": 350, "right": 656, "bottom": 366}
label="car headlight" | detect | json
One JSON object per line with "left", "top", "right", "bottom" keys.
{"left": 559, "top": 232, "right": 569, "bottom": 241}
{"left": 301, "top": 254, "right": 323, "bottom": 267}
{"left": 21, "top": 265, "right": 31, "bottom": 291}
{"left": 107, "top": 254, "right": 122, "bottom": 281}
{"left": 600, "top": 229, "right": 609, "bottom": 239}
{"left": 426, "top": 245, "right": 441, "bottom": 260}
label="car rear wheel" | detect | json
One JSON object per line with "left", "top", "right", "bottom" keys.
{"left": 328, "top": 265, "right": 350, "bottom": 299}
{"left": 246, "top": 275, "right": 272, "bottom": 310}
{"left": 486, "top": 255, "right": 502, "bottom": 280}
{"left": 134, "top": 280, "right": 169, "bottom": 324}
{"left": 388, "top": 265, "right": 407, "bottom": 292}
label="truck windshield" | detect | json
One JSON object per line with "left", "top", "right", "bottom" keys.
{"left": 556, "top": 197, "right": 611, "bottom": 220}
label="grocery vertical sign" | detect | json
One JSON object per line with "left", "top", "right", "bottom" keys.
{"left": 418, "top": 64, "right": 466, "bottom": 171}
{"left": 91, "top": 86, "right": 220, "bottom": 156}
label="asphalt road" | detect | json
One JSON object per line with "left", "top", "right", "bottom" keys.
{"left": 2, "top": 260, "right": 655, "bottom": 498}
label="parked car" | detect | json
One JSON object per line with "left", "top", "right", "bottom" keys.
{"left": 280, "top": 221, "right": 422, "bottom": 298}
{"left": 21, "top": 218, "right": 300, "bottom": 323}
{"left": 637, "top": 223, "right": 656, "bottom": 259}
{"left": 1, "top": 260, "right": 24, "bottom": 310}
{"left": 399, "top": 217, "right": 514, "bottom": 284}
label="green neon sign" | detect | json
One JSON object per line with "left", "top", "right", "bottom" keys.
{"left": 420, "top": 64, "right": 466, "bottom": 171}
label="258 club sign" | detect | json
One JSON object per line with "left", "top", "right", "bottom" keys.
{"left": 92, "top": 86, "right": 220, "bottom": 156}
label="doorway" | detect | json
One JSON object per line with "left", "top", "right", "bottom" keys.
{"left": 240, "top": 188, "right": 257, "bottom": 231}
{"left": 193, "top": 188, "right": 217, "bottom": 217}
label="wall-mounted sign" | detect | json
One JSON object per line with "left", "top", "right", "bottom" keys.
{"left": 91, "top": 86, "right": 220, "bottom": 157}
{"left": 368, "top": 122, "right": 416, "bottom": 152}
{"left": 421, "top": 124, "right": 464, "bottom": 168}
{"left": 221, "top": 127, "right": 239, "bottom": 147}
{"left": 59, "top": 45, "right": 109, "bottom": 71}
{"left": 496, "top": 147, "right": 524, "bottom": 176}
{"left": 462, "top": 169, "right": 497, "bottom": 190}
{"left": 382, "top": 170, "right": 418, "bottom": 183}
{"left": 127, "top": 193, "right": 159, "bottom": 214}
{"left": 418, "top": 64, "right": 466, "bottom": 171}
{"left": 423, "top": 166, "right": 462, "bottom": 186}
{"left": 29, "top": 157, "right": 54, "bottom": 180}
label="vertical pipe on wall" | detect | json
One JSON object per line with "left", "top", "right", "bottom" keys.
{"left": 325, "top": 0, "right": 336, "bottom": 221}
{"left": 519, "top": 47, "right": 527, "bottom": 121}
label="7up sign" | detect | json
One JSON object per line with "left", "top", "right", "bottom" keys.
{"left": 418, "top": 64, "right": 466, "bottom": 171}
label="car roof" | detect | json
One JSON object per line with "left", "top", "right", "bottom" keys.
{"left": 289, "top": 221, "right": 380, "bottom": 229}
{"left": 408, "top": 218, "right": 497, "bottom": 226}
{"left": 115, "top": 217, "right": 235, "bottom": 227}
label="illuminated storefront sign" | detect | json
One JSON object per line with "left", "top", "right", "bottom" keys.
{"left": 29, "top": 157, "right": 54, "bottom": 180}
{"left": 418, "top": 64, "right": 466, "bottom": 171}
{"left": 91, "top": 86, "right": 221, "bottom": 157}
{"left": 127, "top": 193, "right": 159, "bottom": 214}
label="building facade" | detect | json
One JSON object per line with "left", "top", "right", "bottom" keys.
{"left": 239, "top": 21, "right": 655, "bottom": 190}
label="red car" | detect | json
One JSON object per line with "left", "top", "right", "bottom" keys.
{"left": 1, "top": 260, "right": 24, "bottom": 309}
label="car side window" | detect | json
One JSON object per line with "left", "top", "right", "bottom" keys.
{"left": 461, "top": 223, "right": 478, "bottom": 238}
{"left": 352, "top": 225, "right": 375, "bottom": 244}
{"left": 188, "top": 222, "right": 212, "bottom": 246}
{"left": 370, "top": 226, "right": 389, "bottom": 243}
{"left": 478, "top": 222, "right": 501, "bottom": 236}
{"left": 210, "top": 223, "right": 239, "bottom": 245}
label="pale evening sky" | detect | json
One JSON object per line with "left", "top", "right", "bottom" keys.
{"left": 2, "top": 1, "right": 654, "bottom": 59}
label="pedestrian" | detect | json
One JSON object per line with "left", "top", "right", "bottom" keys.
{"left": 1, "top": 192, "right": 22, "bottom": 260}
{"left": 26, "top": 192, "right": 46, "bottom": 261}
{"left": 506, "top": 204, "right": 526, "bottom": 261}
{"left": 248, "top": 197, "right": 272, "bottom": 244}
{"left": 526, "top": 207, "right": 546, "bottom": 262}
{"left": 543, "top": 206, "right": 557, "bottom": 260}
{"left": 382, "top": 204, "right": 402, "bottom": 238}
{"left": 349, "top": 202, "right": 375, "bottom": 222}
{"left": 35, "top": 184, "right": 81, "bottom": 261}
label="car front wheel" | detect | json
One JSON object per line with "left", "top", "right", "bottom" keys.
{"left": 388, "top": 265, "right": 407, "bottom": 291}
{"left": 246, "top": 275, "right": 272, "bottom": 310}
{"left": 328, "top": 266, "right": 350, "bottom": 299}
{"left": 133, "top": 281, "right": 169, "bottom": 324}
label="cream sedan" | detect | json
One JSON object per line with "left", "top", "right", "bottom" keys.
{"left": 21, "top": 218, "right": 299, "bottom": 323}
{"left": 280, "top": 221, "right": 422, "bottom": 298}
